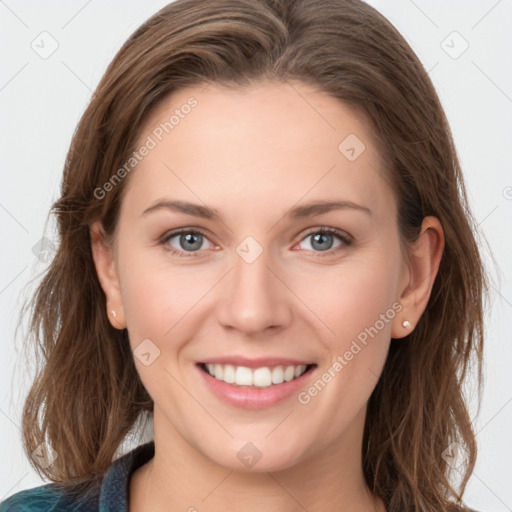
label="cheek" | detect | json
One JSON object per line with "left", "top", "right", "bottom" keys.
{"left": 293, "top": 253, "right": 400, "bottom": 347}
{"left": 116, "top": 240, "right": 200, "bottom": 334}
{"left": 116, "top": 244, "right": 177, "bottom": 350}
{"left": 289, "top": 248, "right": 400, "bottom": 410}
{"left": 116, "top": 252, "right": 202, "bottom": 404}
{"left": 292, "top": 263, "right": 397, "bottom": 436}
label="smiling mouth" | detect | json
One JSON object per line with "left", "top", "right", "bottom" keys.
{"left": 198, "top": 362, "right": 316, "bottom": 388}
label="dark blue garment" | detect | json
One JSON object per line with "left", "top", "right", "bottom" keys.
{"left": 0, "top": 441, "right": 155, "bottom": 511}
{"left": 1, "top": 441, "right": 482, "bottom": 511}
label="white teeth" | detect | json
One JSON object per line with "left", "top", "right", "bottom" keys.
{"left": 214, "top": 364, "right": 223, "bottom": 380}
{"left": 223, "top": 364, "right": 235, "bottom": 383}
{"left": 253, "top": 367, "right": 272, "bottom": 387}
{"left": 271, "top": 366, "right": 284, "bottom": 384}
{"left": 235, "top": 366, "right": 253, "bottom": 386}
{"left": 284, "top": 365, "right": 295, "bottom": 382}
{"left": 294, "top": 365, "right": 306, "bottom": 378}
{"left": 203, "top": 363, "right": 309, "bottom": 387}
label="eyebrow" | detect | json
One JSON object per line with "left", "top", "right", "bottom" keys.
{"left": 141, "top": 199, "right": 372, "bottom": 220}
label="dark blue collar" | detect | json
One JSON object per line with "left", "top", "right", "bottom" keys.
{"left": 98, "top": 441, "right": 155, "bottom": 511}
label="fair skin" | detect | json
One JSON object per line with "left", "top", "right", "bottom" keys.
{"left": 91, "top": 80, "right": 443, "bottom": 512}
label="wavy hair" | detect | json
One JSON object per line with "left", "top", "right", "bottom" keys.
{"left": 18, "top": 0, "right": 488, "bottom": 510}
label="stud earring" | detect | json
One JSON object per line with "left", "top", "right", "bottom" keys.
{"left": 110, "top": 310, "right": 117, "bottom": 318}
{"left": 402, "top": 320, "right": 411, "bottom": 329}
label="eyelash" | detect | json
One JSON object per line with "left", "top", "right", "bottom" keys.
{"left": 159, "top": 227, "right": 353, "bottom": 258}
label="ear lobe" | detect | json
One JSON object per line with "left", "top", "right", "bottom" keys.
{"left": 391, "top": 216, "right": 444, "bottom": 339}
{"left": 90, "top": 221, "right": 126, "bottom": 329}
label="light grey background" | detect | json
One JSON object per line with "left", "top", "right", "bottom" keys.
{"left": 1, "top": 1, "right": 511, "bottom": 510}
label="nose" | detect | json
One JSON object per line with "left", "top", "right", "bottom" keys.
{"left": 217, "top": 245, "right": 293, "bottom": 336}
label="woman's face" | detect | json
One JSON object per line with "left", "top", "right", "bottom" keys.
{"left": 97, "top": 80, "right": 414, "bottom": 472}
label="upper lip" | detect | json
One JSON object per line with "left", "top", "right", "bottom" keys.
{"left": 198, "top": 356, "right": 315, "bottom": 369}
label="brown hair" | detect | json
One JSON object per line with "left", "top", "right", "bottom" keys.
{"left": 18, "top": 0, "right": 487, "bottom": 510}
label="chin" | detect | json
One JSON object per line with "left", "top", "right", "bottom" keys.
{"left": 202, "top": 436, "right": 308, "bottom": 473}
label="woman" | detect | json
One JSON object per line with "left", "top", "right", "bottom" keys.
{"left": 1, "top": 0, "right": 487, "bottom": 510}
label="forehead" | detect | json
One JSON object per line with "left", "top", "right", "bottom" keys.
{"left": 123, "top": 80, "right": 395, "bottom": 223}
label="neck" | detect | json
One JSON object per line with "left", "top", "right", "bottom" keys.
{"left": 130, "top": 406, "right": 385, "bottom": 512}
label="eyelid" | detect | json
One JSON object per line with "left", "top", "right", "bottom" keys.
{"left": 159, "top": 226, "right": 353, "bottom": 257}
{"left": 294, "top": 226, "right": 353, "bottom": 257}
{"left": 159, "top": 227, "right": 216, "bottom": 251}
{"left": 299, "top": 226, "right": 353, "bottom": 244}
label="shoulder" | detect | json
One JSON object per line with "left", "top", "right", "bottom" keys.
{"left": 0, "top": 483, "right": 96, "bottom": 512}
{"left": 0, "top": 441, "right": 154, "bottom": 512}
{"left": 1, "top": 483, "right": 65, "bottom": 511}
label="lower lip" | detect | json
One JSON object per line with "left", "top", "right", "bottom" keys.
{"left": 196, "top": 364, "right": 316, "bottom": 410}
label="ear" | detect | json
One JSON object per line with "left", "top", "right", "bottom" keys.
{"left": 392, "top": 216, "right": 444, "bottom": 338}
{"left": 90, "top": 221, "right": 126, "bottom": 329}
